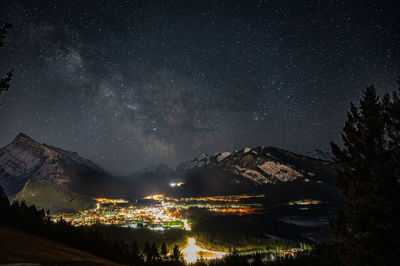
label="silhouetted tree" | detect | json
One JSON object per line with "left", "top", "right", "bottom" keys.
{"left": 171, "top": 244, "right": 184, "bottom": 264}
{"left": 0, "top": 186, "right": 10, "bottom": 222}
{"left": 161, "top": 241, "right": 168, "bottom": 259}
{"left": 144, "top": 241, "right": 152, "bottom": 261}
{"left": 0, "top": 23, "right": 12, "bottom": 47}
{"left": 151, "top": 242, "right": 160, "bottom": 261}
{"left": 224, "top": 247, "right": 247, "bottom": 265}
{"left": 0, "top": 23, "right": 13, "bottom": 105}
{"left": 131, "top": 241, "right": 140, "bottom": 257}
{"left": 330, "top": 83, "right": 400, "bottom": 265}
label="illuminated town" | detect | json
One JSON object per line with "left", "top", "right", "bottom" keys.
{"left": 52, "top": 194, "right": 321, "bottom": 263}
{"left": 53, "top": 194, "right": 266, "bottom": 229}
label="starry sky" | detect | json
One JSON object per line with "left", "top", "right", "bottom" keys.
{"left": 0, "top": 0, "right": 399, "bottom": 175}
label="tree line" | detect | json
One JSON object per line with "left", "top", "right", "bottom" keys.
{"left": 193, "top": 231, "right": 311, "bottom": 253}
{"left": 0, "top": 187, "right": 185, "bottom": 265}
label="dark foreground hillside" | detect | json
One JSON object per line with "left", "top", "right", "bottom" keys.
{"left": 0, "top": 226, "right": 121, "bottom": 265}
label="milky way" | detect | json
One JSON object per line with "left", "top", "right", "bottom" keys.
{"left": 0, "top": 0, "right": 399, "bottom": 174}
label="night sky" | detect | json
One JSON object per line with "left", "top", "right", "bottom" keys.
{"left": 0, "top": 0, "right": 399, "bottom": 174}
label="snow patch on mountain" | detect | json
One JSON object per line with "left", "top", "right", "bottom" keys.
{"left": 214, "top": 152, "right": 232, "bottom": 162}
{"left": 242, "top": 147, "right": 252, "bottom": 153}
{"left": 231, "top": 165, "right": 270, "bottom": 184}
{"left": 258, "top": 161, "right": 303, "bottom": 182}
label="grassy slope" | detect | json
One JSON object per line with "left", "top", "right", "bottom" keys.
{"left": 0, "top": 226, "right": 120, "bottom": 265}
{"left": 11, "top": 178, "right": 95, "bottom": 213}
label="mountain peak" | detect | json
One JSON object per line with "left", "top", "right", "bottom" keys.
{"left": 1, "top": 133, "right": 108, "bottom": 196}
{"left": 12, "top": 133, "right": 37, "bottom": 144}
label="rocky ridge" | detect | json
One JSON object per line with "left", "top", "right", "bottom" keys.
{"left": 176, "top": 146, "right": 335, "bottom": 185}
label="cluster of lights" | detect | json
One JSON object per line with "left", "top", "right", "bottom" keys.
{"left": 93, "top": 198, "right": 128, "bottom": 204}
{"left": 169, "top": 182, "right": 185, "bottom": 187}
{"left": 208, "top": 207, "right": 260, "bottom": 215}
{"left": 53, "top": 194, "right": 268, "bottom": 229}
{"left": 53, "top": 197, "right": 187, "bottom": 230}
{"left": 286, "top": 199, "right": 324, "bottom": 206}
{"left": 179, "top": 194, "right": 265, "bottom": 202}
{"left": 143, "top": 194, "right": 165, "bottom": 200}
{"left": 52, "top": 194, "right": 315, "bottom": 264}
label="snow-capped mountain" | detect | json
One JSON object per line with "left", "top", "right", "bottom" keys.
{"left": 176, "top": 146, "right": 335, "bottom": 185}
{"left": 172, "top": 146, "right": 341, "bottom": 202}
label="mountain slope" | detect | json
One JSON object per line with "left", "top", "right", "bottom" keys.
{"left": 0, "top": 133, "right": 120, "bottom": 212}
{"left": 11, "top": 179, "right": 95, "bottom": 213}
{"left": 0, "top": 226, "right": 120, "bottom": 265}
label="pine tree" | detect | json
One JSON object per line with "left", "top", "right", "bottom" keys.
{"left": 151, "top": 242, "right": 160, "bottom": 261}
{"left": 0, "top": 185, "right": 10, "bottom": 224}
{"left": 131, "top": 241, "right": 140, "bottom": 257}
{"left": 45, "top": 210, "right": 51, "bottom": 224}
{"left": 0, "top": 23, "right": 12, "bottom": 47}
{"left": 161, "top": 241, "right": 168, "bottom": 259}
{"left": 171, "top": 244, "right": 183, "bottom": 263}
{"left": 330, "top": 84, "right": 400, "bottom": 265}
{"left": 225, "top": 247, "right": 241, "bottom": 265}
{"left": 0, "top": 23, "right": 13, "bottom": 104}
{"left": 144, "top": 241, "right": 152, "bottom": 261}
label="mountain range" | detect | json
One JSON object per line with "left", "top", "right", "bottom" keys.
{"left": 170, "top": 146, "right": 341, "bottom": 203}
{"left": 0, "top": 133, "right": 342, "bottom": 212}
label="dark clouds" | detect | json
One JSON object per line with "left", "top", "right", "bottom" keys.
{"left": 0, "top": 0, "right": 399, "bottom": 174}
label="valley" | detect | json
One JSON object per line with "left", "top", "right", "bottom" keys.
{"left": 53, "top": 194, "right": 267, "bottom": 229}
{"left": 50, "top": 193, "right": 331, "bottom": 262}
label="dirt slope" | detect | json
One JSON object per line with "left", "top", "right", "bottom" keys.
{"left": 0, "top": 226, "right": 121, "bottom": 265}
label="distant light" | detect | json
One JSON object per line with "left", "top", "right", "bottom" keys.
{"left": 170, "top": 182, "right": 184, "bottom": 187}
